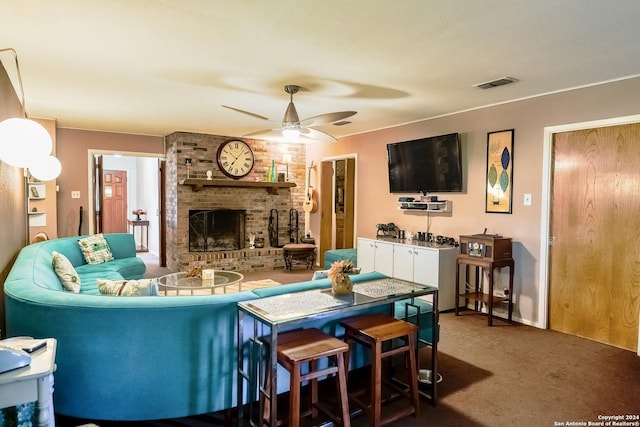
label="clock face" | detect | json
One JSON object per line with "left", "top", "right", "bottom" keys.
{"left": 216, "top": 139, "right": 255, "bottom": 179}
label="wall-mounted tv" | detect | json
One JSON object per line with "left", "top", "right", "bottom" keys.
{"left": 387, "top": 132, "right": 462, "bottom": 194}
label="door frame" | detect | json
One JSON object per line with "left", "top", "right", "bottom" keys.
{"left": 539, "top": 113, "right": 640, "bottom": 330}
{"left": 319, "top": 153, "right": 358, "bottom": 258}
{"left": 87, "top": 149, "right": 165, "bottom": 253}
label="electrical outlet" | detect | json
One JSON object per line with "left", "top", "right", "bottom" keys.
{"left": 71, "top": 191, "right": 80, "bottom": 199}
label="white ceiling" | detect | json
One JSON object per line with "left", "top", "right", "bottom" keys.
{"left": 1, "top": 0, "right": 640, "bottom": 140}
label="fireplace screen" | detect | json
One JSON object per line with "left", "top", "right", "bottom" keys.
{"left": 189, "top": 209, "right": 246, "bottom": 251}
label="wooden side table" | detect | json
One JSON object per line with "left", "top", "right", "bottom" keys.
{"left": 128, "top": 219, "right": 149, "bottom": 252}
{"left": 455, "top": 255, "right": 514, "bottom": 326}
{"left": 0, "top": 338, "right": 57, "bottom": 427}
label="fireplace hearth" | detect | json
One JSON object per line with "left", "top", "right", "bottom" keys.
{"left": 189, "top": 209, "right": 246, "bottom": 252}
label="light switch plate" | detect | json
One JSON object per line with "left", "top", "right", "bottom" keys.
{"left": 524, "top": 193, "right": 532, "bottom": 206}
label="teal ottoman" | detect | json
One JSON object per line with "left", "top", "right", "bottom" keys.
{"left": 324, "top": 248, "right": 357, "bottom": 269}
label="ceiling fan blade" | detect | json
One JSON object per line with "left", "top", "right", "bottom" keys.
{"left": 243, "top": 127, "right": 337, "bottom": 143}
{"left": 243, "top": 128, "right": 285, "bottom": 140}
{"left": 221, "top": 105, "right": 270, "bottom": 121}
{"left": 300, "top": 127, "right": 338, "bottom": 143}
{"left": 301, "top": 111, "right": 357, "bottom": 126}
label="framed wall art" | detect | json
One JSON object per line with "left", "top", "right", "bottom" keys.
{"left": 485, "top": 129, "right": 514, "bottom": 213}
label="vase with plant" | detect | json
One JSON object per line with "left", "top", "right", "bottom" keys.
{"left": 328, "top": 260, "right": 359, "bottom": 295}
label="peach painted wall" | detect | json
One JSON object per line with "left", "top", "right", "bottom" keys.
{"left": 306, "top": 76, "right": 640, "bottom": 328}
{"left": 55, "top": 128, "right": 164, "bottom": 237}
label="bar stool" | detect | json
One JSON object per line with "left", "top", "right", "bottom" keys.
{"left": 340, "top": 313, "right": 419, "bottom": 427}
{"left": 261, "top": 328, "right": 351, "bottom": 427}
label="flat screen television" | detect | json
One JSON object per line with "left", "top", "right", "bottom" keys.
{"left": 387, "top": 132, "right": 462, "bottom": 194}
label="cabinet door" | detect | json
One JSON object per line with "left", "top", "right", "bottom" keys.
{"left": 413, "top": 247, "right": 438, "bottom": 286}
{"left": 357, "top": 238, "right": 376, "bottom": 273}
{"left": 393, "top": 244, "right": 415, "bottom": 282}
{"left": 374, "top": 241, "right": 394, "bottom": 276}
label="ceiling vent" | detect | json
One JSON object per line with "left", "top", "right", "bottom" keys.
{"left": 473, "top": 77, "right": 518, "bottom": 89}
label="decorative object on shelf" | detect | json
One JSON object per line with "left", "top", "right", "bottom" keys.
{"left": 486, "top": 129, "right": 514, "bottom": 213}
{"left": 249, "top": 233, "right": 256, "bottom": 249}
{"left": 30, "top": 186, "right": 39, "bottom": 198}
{"left": 376, "top": 222, "right": 399, "bottom": 238}
{"left": 216, "top": 139, "right": 255, "bottom": 179}
{"left": 328, "top": 260, "right": 359, "bottom": 295}
{"left": 132, "top": 209, "right": 146, "bottom": 221}
{"left": 268, "top": 159, "right": 276, "bottom": 182}
{"left": 206, "top": 170, "right": 213, "bottom": 180}
{"left": 283, "top": 153, "right": 292, "bottom": 181}
{"left": 31, "top": 207, "right": 38, "bottom": 212}
{"left": 254, "top": 236, "right": 265, "bottom": 248}
{"left": 185, "top": 158, "right": 192, "bottom": 178}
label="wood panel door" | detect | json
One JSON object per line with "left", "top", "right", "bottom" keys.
{"left": 550, "top": 123, "right": 640, "bottom": 351}
{"left": 319, "top": 161, "right": 334, "bottom": 268}
{"left": 102, "top": 169, "right": 128, "bottom": 233}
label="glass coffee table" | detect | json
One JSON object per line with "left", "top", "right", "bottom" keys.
{"left": 158, "top": 270, "right": 244, "bottom": 295}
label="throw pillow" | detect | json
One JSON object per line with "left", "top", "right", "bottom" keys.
{"left": 77, "top": 233, "right": 114, "bottom": 264}
{"left": 97, "top": 279, "right": 158, "bottom": 297}
{"left": 51, "top": 251, "right": 81, "bottom": 293}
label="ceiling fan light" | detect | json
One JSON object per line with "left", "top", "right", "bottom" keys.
{"left": 282, "top": 126, "right": 300, "bottom": 140}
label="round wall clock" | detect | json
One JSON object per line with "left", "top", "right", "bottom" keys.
{"left": 216, "top": 139, "right": 255, "bottom": 179}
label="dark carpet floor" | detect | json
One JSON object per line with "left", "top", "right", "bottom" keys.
{"left": 56, "top": 256, "right": 640, "bottom": 426}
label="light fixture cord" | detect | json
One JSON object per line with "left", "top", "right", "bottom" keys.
{"left": 0, "top": 47, "right": 27, "bottom": 117}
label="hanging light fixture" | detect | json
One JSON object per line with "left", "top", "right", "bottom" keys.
{"left": 0, "top": 48, "right": 59, "bottom": 179}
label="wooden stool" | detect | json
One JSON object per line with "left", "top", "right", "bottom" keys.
{"left": 262, "top": 328, "right": 351, "bottom": 427}
{"left": 282, "top": 243, "right": 316, "bottom": 270}
{"left": 340, "top": 313, "right": 419, "bottom": 427}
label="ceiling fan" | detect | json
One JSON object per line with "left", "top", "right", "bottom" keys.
{"left": 222, "top": 85, "right": 356, "bottom": 143}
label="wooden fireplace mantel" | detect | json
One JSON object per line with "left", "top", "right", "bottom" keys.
{"left": 179, "top": 178, "right": 296, "bottom": 195}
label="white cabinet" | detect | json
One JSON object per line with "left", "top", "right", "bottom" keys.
{"left": 358, "top": 237, "right": 458, "bottom": 311}
{"left": 357, "top": 238, "right": 394, "bottom": 276}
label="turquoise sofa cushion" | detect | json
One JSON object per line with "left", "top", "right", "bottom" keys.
{"left": 324, "top": 248, "right": 358, "bottom": 269}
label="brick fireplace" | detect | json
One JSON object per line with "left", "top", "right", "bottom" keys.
{"left": 165, "top": 132, "right": 306, "bottom": 272}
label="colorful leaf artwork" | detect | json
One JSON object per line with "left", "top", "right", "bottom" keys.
{"left": 501, "top": 147, "right": 511, "bottom": 169}
{"left": 488, "top": 164, "right": 498, "bottom": 188}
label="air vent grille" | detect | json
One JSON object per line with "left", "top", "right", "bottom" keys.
{"left": 473, "top": 77, "right": 518, "bottom": 89}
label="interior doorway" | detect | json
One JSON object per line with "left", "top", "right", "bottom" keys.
{"left": 319, "top": 155, "right": 356, "bottom": 267}
{"left": 89, "top": 152, "right": 166, "bottom": 265}
{"left": 101, "top": 169, "right": 128, "bottom": 233}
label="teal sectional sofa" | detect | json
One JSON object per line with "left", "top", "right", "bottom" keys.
{"left": 4, "top": 234, "right": 425, "bottom": 422}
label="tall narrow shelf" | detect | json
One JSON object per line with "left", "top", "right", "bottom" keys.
{"left": 28, "top": 182, "right": 47, "bottom": 227}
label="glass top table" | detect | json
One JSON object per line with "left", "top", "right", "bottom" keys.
{"left": 236, "top": 277, "right": 439, "bottom": 426}
{"left": 158, "top": 270, "right": 244, "bottom": 295}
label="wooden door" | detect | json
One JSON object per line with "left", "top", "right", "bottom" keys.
{"left": 158, "top": 159, "right": 167, "bottom": 267}
{"left": 102, "top": 169, "right": 128, "bottom": 233}
{"left": 343, "top": 157, "right": 356, "bottom": 248}
{"left": 92, "top": 155, "right": 103, "bottom": 234}
{"left": 319, "top": 161, "right": 334, "bottom": 268}
{"left": 550, "top": 123, "right": 640, "bottom": 351}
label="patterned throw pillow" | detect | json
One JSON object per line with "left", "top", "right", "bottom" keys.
{"left": 97, "top": 279, "right": 158, "bottom": 297}
{"left": 52, "top": 251, "right": 81, "bottom": 293}
{"left": 77, "top": 234, "right": 114, "bottom": 264}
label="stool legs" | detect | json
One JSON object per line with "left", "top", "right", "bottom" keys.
{"left": 341, "top": 314, "right": 419, "bottom": 427}
{"left": 261, "top": 328, "right": 351, "bottom": 427}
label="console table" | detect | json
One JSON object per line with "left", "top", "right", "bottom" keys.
{"left": 237, "top": 278, "right": 439, "bottom": 427}
{"left": 0, "top": 338, "right": 57, "bottom": 427}
{"left": 128, "top": 219, "right": 149, "bottom": 252}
